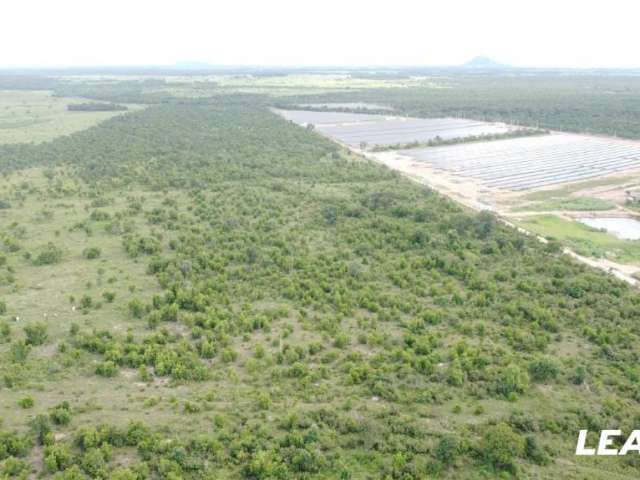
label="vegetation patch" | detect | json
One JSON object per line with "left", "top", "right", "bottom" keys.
{"left": 515, "top": 197, "right": 617, "bottom": 212}
{"left": 517, "top": 214, "right": 640, "bottom": 262}
{"left": 0, "top": 75, "right": 639, "bottom": 479}
{"left": 371, "top": 128, "right": 549, "bottom": 151}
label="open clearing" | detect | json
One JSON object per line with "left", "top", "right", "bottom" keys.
{"left": 0, "top": 90, "right": 138, "bottom": 144}
{"left": 277, "top": 109, "right": 515, "bottom": 147}
{"left": 402, "top": 133, "right": 640, "bottom": 190}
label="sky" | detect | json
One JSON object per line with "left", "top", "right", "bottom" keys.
{"left": 3, "top": 0, "right": 639, "bottom": 69}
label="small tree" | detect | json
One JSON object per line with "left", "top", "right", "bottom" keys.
{"left": 18, "top": 396, "right": 35, "bottom": 409}
{"left": 102, "top": 291, "right": 116, "bottom": 303}
{"left": 44, "top": 443, "right": 73, "bottom": 472}
{"left": 50, "top": 401, "right": 72, "bottom": 425}
{"left": 480, "top": 423, "right": 524, "bottom": 471}
{"left": 128, "top": 299, "right": 145, "bottom": 319}
{"left": 9, "top": 340, "right": 31, "bottom": 363}
{"left": 494, "top": 364, "right": 529, "bottom": 398}
{"left": 80, "top": 295, "right": 93, "bottom": 310}
{"left": 30, "top": 414, "right": 52, "bottom": 445}
{"left": 95, "top": 361, "right": 118, "bottom": 377}
{"left": 435, "top": 435, "right": 460, "bottom": 467}
{"left": 528, "top": 357, "right": 559, "bottom": 383}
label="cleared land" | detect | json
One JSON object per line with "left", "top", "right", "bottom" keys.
{"left": 278, "top": 109, "right": 514, "bottom": 147}
{"left": 404, "top": 133, "right": 640, "bottom": 191}
{"left": 0, "top": 90, "right": 138, "bottom": 144}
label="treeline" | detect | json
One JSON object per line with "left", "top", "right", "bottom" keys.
{"left": 370, "top": 128, "right": 549, "bottom": 151}
{"left": 67, "top": 103, "right": 128, "bottom": 112}
{"left": 53, "top": 79, "right": 171, "bottom": 104}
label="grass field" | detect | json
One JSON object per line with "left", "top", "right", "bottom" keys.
{"left": 514, "top": 197, "right": 617, "bottom": 212}
{"left": 0, "top": 90, "right": 138, "bottom": 144}
{"left": 517, "top": 214, "right": 640, "bottom": 262}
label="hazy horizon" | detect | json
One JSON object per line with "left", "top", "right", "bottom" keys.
{"left": 3, "top": 0, "right": 640, "bottom": 69}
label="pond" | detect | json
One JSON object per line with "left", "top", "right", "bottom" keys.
{"left": 578, "top": 217, "right": 640, "bottom": 240}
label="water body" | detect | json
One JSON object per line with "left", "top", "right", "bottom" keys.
{"left": 579, "top": 217, "right": 640, "bottom": 240}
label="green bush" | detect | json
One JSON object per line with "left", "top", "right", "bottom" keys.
{"left": 111, "top": 468, "right": 140, "bottom": 480}
{"left": 50, "top": 402, "right": 72, "bottom": 426}
{"left": 572, "top": 365, "right": 587, "bottom": 385}
{"left": 128, "top": 299, "right": 145, "bottom": 319}
{"left": 95, "top": 361, "right": 118, "bottom": 377}
{"left": 33, "top": 243, "right": 64, "bottom": 266}
{"left": 1, "top": 456, "right": 29, "bottom": 476}
{"left": 494, "top": 364, "right": 529, "bottom": 398}
{"left": 333, "top": 334, "right": 349, "bottom": 349}
{"left": 256, "top": 392, "right": 271, "bottom": 410}
{"left": 528, "top": 357, "right": 560, "bottom": 383}
{"left": 24, "top": 322, "right": 48, "bottom": 346}
{"left": 44, "top": 443, "right": 73, "bottom": 472}
{"left": 0, "top": 322, "right": 10, "bottom": 342}
{"left": 52, "top": 465, "right": 86, "bottom": 479}
{"left": 18, "top": 396, "right": 34, "bottom": 409}
{"left": 221, "top": 348, "right": 238, "bottom": 363}
{"left": 83, "top": 247, "right": 101, "bottom": 260}
{"left": 102, "top": 292, "right": 116, "bottom": 303}
{"left": 524, "top": 435, "right": 550, "bottom": 465}
{"left": 480, "top": 423, "right": 524, "bottom": 471}
{"left": 0, "top": 430, "right": 31, "bottom": 460}
{"left": 80, "top": 448, "right": 107, "bottom": 478}
{"left": 434, "top": 435, "right": 460, "bottom": 467}
{"left": 79, "top": 295, "right": 93, "bottom": 310}
{"left": 30, "top": 414, "right": 52, "bottom": 445}
{"left": 183, "top": 401, "right": 201, "bottom": 414}
{"left": 9, "top": 340, "right": 31, "bottom": 363}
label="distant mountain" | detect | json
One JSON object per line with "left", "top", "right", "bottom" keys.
{"left": 462, "top": 56, "right": 511, "bottom": 70}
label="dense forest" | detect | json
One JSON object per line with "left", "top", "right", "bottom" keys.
{"left": 0, "top": 76, "right": 639, "bottom": 478}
